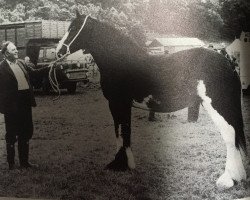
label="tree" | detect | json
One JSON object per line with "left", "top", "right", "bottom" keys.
{"left": 1, "top": 0, "right": 239, "bottom": 41}
{"left": 188, "top": 0, "right": 223, "bottom": 40}
{"left": 219, "top": 0, "right": 250, "bottom": 39}
{"left": 75, "top": 3, "right": 146, "bottom": 46}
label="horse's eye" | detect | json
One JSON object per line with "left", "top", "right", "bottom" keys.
{"left": 72, "top": 27, "right": 79, "bottom": 32}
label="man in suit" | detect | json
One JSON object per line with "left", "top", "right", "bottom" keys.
{"left": 0, "top": 41, "right": 49, "bottom": 170}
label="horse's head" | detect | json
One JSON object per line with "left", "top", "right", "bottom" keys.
{"left": 56, "top": 11, "right": 92, "bottom": 58}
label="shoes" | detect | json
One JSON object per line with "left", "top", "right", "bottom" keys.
{"left": 19, "top": 162, "right": 39, "bottom": 169}
{"left": 9, "top": 162, "right": 38, "bottom": 170}
{"left": 148, "top": 117, "right": 157, "bottom": 121}
{"left": 9, "top": 163, "right": 16, "bottom": 170}
{"left": 18, "top": 140, "right": 38, "bottom": 169}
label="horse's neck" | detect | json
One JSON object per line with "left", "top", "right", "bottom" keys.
{"left": 88, "top": 24, "right": 147, "bottom": 69}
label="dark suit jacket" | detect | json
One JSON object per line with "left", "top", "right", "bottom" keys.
{"left": 0, "top": 59, "right": 47, "bottom": 114}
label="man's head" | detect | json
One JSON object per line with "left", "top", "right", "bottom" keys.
{"left": 24, "top": 56, "right": 30, "bottom": 63}
{"left": 1, "top": 41, "right": 18, "bottom": 62}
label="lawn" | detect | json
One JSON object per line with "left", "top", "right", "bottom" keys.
{"left": 0, "top": 86, "right": 249, "bottom": 200}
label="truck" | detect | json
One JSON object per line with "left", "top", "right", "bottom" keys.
{"left": 0, "top": 20, "right": 89, "bottom": 94}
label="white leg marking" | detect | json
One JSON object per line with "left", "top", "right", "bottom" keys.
{"left": 56, "top": 31, "right": 69, "bottom": 54}
{"left": 115, "top": 126, "right": 123, "bottom": 152}
{"left": 216, "top": 171, "right": 234, "bottom": 188}
{"left": 126, "top": 147, "right": 136, "bottom": 169}
{"left": 116, "top": 135, "right": 123, "bottom": 152}
{"left": 197, "top": 80, "right": 246, "bottom": 188}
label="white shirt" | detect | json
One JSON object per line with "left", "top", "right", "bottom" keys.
{"left": 7, "top": 60, "right": 29, "bottom": 90}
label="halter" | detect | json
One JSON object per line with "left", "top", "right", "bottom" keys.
{"left": 61, "top": 15, "right": 89, "bottom": 55}
{"left": 50, "top": 15, "right": 89, "bottom": 100}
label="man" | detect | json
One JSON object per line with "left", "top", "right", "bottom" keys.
{"left": 0, "top": 41, "right": 49, "bottom": 170}
{"left": 148, "top": 111, "right": 157, "bottom": 122}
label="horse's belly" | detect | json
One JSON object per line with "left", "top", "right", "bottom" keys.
{"left": 132, "top": 93, "right": 193, "bottom": 113}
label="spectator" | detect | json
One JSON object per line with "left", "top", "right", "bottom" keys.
{"left": 220, "top": 48, "right": 230, "bottom": 60}
{"left": 148, "top": 110, "right": 157, "bottom": 121}
{"left": 0, "top": 41, "right": 49, "bottom": 170}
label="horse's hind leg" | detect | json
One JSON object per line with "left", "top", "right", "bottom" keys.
{"left": 188, "top": 97, "right": 200, "bottom": 122}
{"left": 106, "top": 99, "right": 135, "bottom": 171}
{"left": 197, "top": 80, "right": 246, "bottom": 188}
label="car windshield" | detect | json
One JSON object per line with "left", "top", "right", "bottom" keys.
{"left": 46, "top": 48, "right": 57, "bottom": 60}
{"left": 38, "top": 49, "right": 44, "bottom": 59}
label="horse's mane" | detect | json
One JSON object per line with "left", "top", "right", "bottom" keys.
{"left": 103, "top": 21, "right": 145, "bottom": 51}
{"left": 89, "top": 17, "right": 149, "bottom": 63}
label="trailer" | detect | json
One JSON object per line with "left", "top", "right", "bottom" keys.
{"left": 0, "top": 20, "right": 69, "bottom": 61}
{"left": 0, "top": 20, "right": 89, "bottom": 94}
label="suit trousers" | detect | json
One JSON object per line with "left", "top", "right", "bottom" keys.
{"left": 4, "top": 90, "right": 33, "bottom": 144}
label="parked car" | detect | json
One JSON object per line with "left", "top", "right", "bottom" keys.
{"left": 32, "top": 46, "right": 89, "bottom": 94}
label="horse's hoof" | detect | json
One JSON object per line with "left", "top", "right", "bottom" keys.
{"left": 216, "top": 172, "right": 234, "bottom": 189}
{"left": 105, "top": 147, "right": 129, "bottom": 171}
{"left": 105, "top": 160, "right": 128, "bottom": 171}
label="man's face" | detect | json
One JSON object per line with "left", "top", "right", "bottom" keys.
{"left": 6, "top": 43, "right": 18, "bottom": 62}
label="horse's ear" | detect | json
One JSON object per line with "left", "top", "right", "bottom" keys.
{"left": 76, "top": 9, "right": 81, "bottom": 18}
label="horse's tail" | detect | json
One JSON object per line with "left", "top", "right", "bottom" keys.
{"left": 235, "top": 115, "right": 246, "bottom": 153}
{"left": 235, "top": 111, "right": 247, "bottom": 154}
{"left": 233, "top": 70, "right": 247, "bottom": 154}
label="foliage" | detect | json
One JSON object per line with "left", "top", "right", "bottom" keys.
{"left": 188, "top": 0, "right": 223, "bottom": 40}
{"left": 0, "top": 0, "right": 146, "bottom": 45}
{"left": 144, "top": 0, "right": 224, "bottom": 40}
{"left": 0, "top": 0, "right": 249, "bottom": 41}
{"left": 219, "top": 0, "right": 250, "bottom": 39}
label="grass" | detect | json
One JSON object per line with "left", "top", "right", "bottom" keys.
{"left": 0, "top": 86, "right": 249, "bottom": 199}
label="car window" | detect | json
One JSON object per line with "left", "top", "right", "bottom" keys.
{"left": 46, "top": 48, "right": 57, "bottom": 60}
{"left": 38, "top": 49, "right": 44, "bottom": 59}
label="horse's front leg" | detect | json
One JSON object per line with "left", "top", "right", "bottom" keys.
{"left": 106, "top": 99, "right": 135, "bottom": 171}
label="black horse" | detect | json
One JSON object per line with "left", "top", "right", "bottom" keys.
{"left": 56, "top": 12, "right": 247, "bottom": 188}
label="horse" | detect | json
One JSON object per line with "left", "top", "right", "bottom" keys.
{"left": 56, "top": 11, "right": 247, "bottom": 189}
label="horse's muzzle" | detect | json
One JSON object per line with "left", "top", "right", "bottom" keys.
{"left": 56, "top": 53, "right": 63, "bottom": 59}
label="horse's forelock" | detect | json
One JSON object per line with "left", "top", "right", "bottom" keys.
{"left": 72, "top": 14, "right": 90, "bottom": 31}
{"left": 68, "top": 18, "right": 77, "bottom": 31}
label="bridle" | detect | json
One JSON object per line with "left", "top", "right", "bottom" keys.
{"left": 49, "top": 15, "right": 89, "bottom": 100}
{"left": 60, "top": 15, "right": 90, "bottom": 56}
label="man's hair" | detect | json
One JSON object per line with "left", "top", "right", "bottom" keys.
{"left": 1, "top": 41, "right": 13, "bottom": 55}
{"left": 24, "top": 56, "right": 30, "bottom": 62}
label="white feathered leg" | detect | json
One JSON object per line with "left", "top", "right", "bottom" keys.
{"left": 197, "top": 80, "right": 246, "bottom": 189}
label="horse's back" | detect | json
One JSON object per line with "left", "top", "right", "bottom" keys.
{"left": 149, "top": 47, "right": 239, "bottom": 91}
{"left": 139, "top": 47, "right": 241, "bottom": 112}
{"left": 101, "top": 47, "right": 240, "bottom": 112}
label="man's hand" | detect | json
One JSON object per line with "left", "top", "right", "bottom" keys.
{"left": 48, "top": 63, "right": 55, "bottom": 68}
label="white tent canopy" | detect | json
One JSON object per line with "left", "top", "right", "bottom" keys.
{"left": 226, "top": 39, "right": 241, "bottom": 55}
